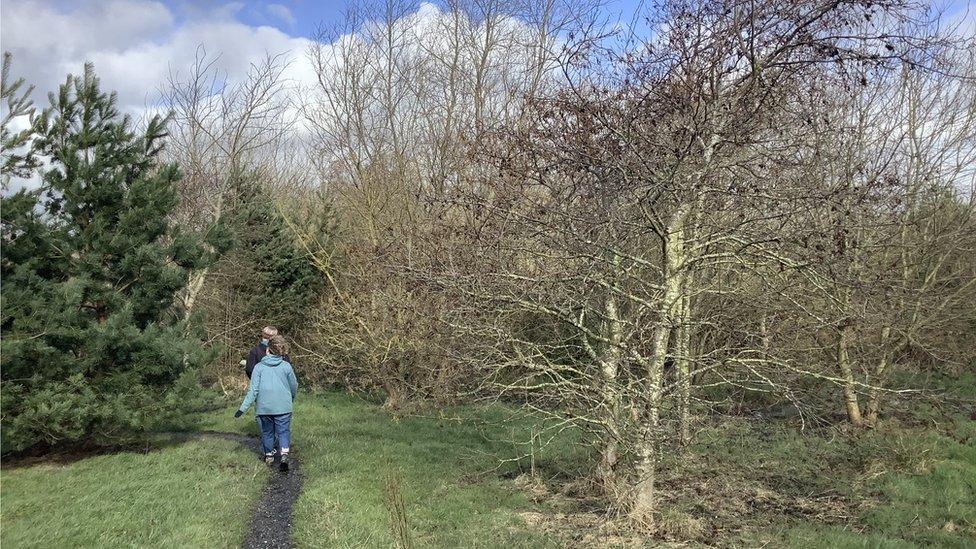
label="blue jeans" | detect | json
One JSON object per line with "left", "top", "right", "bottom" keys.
{"left": 255, "top": 415, "right": 279, "bottom": 454}
{"left": 258, "top": 413, "right": 292, "bottom": 455}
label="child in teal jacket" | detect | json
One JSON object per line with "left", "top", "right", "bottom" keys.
{"left": 235, "top": 335, "right": 298, "bottom": 471}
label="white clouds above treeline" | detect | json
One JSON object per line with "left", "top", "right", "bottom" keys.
{"left": 0, "top": 0, "right": 314, "bottom": 115}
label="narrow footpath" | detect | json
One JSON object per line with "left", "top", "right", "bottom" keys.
{"left": 198, "top": 431, "right": 304, "bottom": 549}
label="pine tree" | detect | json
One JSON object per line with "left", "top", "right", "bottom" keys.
{"left": 1, "top": 64, "right": 209, "bottom": 453}
{"left": 1, "top": 52, "right": 39, "bottom": 185}
{"left": 207, "top": 175, "right": 325, "bottom": 343}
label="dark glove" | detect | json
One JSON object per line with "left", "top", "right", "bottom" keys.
{"left": 234, "top": 410, "right": 244, "bottom": 418}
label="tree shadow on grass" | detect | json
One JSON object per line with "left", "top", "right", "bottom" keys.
{"left": 2, "top": 429, "right": 257, "bottom": 469}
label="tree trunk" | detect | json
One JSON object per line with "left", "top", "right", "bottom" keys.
{"left": 676, "top": 292, "right": 692, "bottom": 446}
{"left": 182, "top": 194, "right": 222, "bottom": 324}
{"left": 632, "top": 208, "right": 686, "bottom": 527}
{"left": 837, "top": 324, "right": 863, "bottom": 426}
{"left": 597, "top": 290, "right": 623, "bottom": 501}
{"left": 181, "top": 267, "right": 210, "bottom": 368}
{"left": 865, "top": 326, "right": 892, "bottom": 426}
{"left": 631, "top": 323, "right": 668, "bottom": 528}
{"left": 183, "top": 267, "right": 209, "bottom": 320}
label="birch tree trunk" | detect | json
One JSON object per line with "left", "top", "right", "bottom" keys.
{"left": 631, "top": 206, "right": 687, "bottom": 526}
{"left": 597, "top": 288, "right": 624, "bottom": 501}
{"left": 837, "top": 322, "right": 863, "bottom": 426}
{"left": 183, "top": 268, "right": 210, "bottom": 320}
{"left": 676, "top": 291, "right": 692, "bottom": 446}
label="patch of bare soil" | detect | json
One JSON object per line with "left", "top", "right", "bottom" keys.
{"left": 655, "top": 456, "right": 860, "bottom": 545}
{"left": 512, "top": 474, "right": 686, "bottom": 547}
{"left": 510, "top": 419, "right": 873, "bottom": 547}
{"left": 514, "top": 470, "right": 859, "bottom": 547}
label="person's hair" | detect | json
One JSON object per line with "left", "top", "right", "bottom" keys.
{"left": 262, "top": 326, "right": 278, "bottom": 338}
{"left": 268, "top": 334, "right": 289, "bottom": 356}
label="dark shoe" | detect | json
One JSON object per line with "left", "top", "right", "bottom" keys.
{"left": 279, "top": 453, "right": 289, "bottom": 472}
{"left": 265, "top": 453, "right": 276, "bottom": 465}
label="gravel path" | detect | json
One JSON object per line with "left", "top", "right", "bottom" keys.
{"left": 196, "top": 431, "right": 304, "bottom": 549}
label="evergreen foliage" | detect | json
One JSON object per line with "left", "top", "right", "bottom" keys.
{"left": 203, "top": 175, "right": 325, "bottom": 347}
{"left": 0, "top": 64, "right": 209, "bottom": 453}
{"left": 1, "top": 52, "right": 39, "bottom": 185}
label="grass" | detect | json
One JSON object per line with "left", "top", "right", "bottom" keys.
{"left": 782, "top": 419, "right": 976, "bottom": 548}
{"left": 672, "top": 371, "right": 976, "bottom": 548}
{"left": 787, "top": 372, "right": 976, "bottom": 548}
{"left": 200, "top": 392, "right": 583, "bottom": 548}
{"left": 0, "top": 437, "right": 267, "bottom": 548}
{"left": 2, "top": 377, "right": 972, "bottom": 548}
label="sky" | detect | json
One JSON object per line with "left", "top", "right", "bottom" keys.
{"left": 1, "top": 0, "right": 973, "bottom": 117}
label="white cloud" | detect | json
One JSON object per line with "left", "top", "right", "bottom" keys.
{"left": 266, "top": 3, "right": 297, "bottom": 28}
{"left": 0, "top": 0, "right": 320, "bottom": 192}
{"left": 1, "top": 1, "right": 174, "bottom": 103}
{"left": 1, "top": 0, "right": 558, "bottom": 194}
{"left": 0, "top": 0, "right": 314, "bottom": 116}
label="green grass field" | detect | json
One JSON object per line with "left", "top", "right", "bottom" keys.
{"left": 200, "top": 394, "right": 579, "bottom": 548}
{"left": 0, "top": 437, "right": 267, "bottom": 548}
{"left": 2, "top": 389, "right": 974, "bottom": 548}
{"left": 781, "top": 419, "right": 976, "bottom": 548}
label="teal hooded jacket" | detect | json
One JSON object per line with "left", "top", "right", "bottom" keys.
{"left": 239, "top": 355, "right": 298, "bottom": 415}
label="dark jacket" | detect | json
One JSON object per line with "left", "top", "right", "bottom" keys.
{"left": 245, "top": 343, "right": 267, "bottom": 378}
{"left": 245, "top": 343, "right": 292, "bottom": 378}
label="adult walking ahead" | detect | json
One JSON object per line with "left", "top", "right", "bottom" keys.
{"left": 243, "top": 326, "right": 288, "bottom": 379}
{"left": 235, "top": 335, "right": 298, "bottom": 471}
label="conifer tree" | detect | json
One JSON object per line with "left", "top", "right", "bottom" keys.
{"left": 1, "top": 64, "right": 208, "bottom": 452}
{"left": 1, "top": 52, "right": 39, "bottom": 185}
{"left": 203, "top": 175, "right": 325, "bottom": 351}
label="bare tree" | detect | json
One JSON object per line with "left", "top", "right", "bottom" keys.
{"left": 162, "top": 46, "right": 296, "bottom": 320}
{"left": 297, "top": 0, "right": 587, "bottom": 405}
{"left": 423, "top": 0, "right": 948, "bottom": 529}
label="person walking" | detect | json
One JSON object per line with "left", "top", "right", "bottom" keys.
{"left": 235, "top": 334, "right": 298, "bottom": 472}
{"left": 242, "top": 326, "right": 276, "bottom": 379}
{"left": 241, "top": 326, "right": 295, "bottom": 455}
